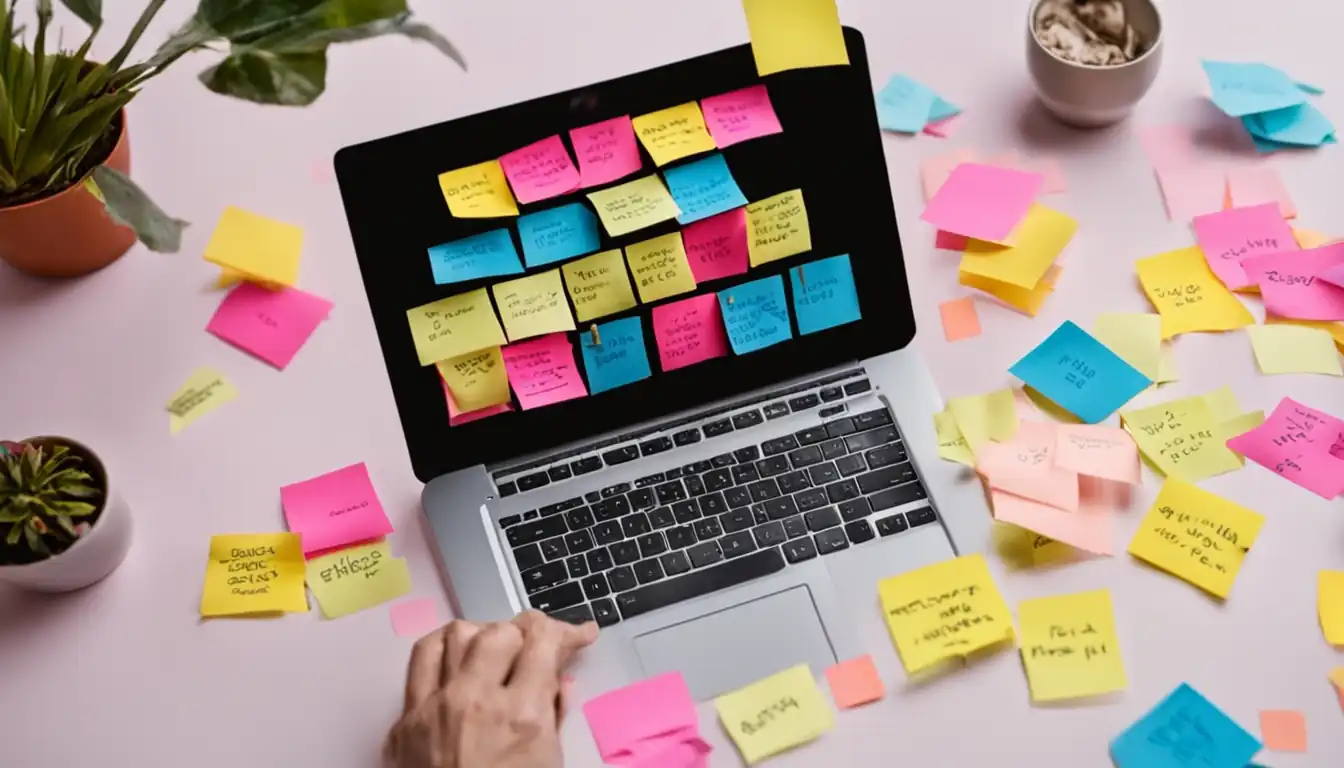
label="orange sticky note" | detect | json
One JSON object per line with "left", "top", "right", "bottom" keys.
{"left": 939, "top": 297, "right": 982, "bottom": 341}
{"left": 1260, "top": 709, "right": 1307, "bottom": 752}
{"left": 1055, "top": 423, "right": 1141, "bottom": 484}
{"left": 1228, "top": 166, "right": 1296, "bottom": 219}
{"left": 825, "top": 655, "right": 884, "bottom": 709}
{"left": 976, "top": 419, "right": 1079, "bottom": 512}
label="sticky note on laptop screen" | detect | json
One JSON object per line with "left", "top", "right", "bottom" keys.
{"left": 719, "top": 275, "right": 793, "bottom": 354}
{"left": 570, "top": 115, "right": 643, "bottom": 188}
{"left": 200, "top": 532, "right": 308, "bottom": 617}
{"left": 307, "top": 540, "right": 413, "bottom": 619}
{"left": 700, "top": 85, "right": 783, "bottom": 148}
{"left": 580, "top": 316, "right": 652, "bottom": 395}
{"left": 683, "top": 208, "right": 750, "bottom": 283}
{"left": 652, "top": 293, "right": 731, "bottom": 371}
{"left": 664, "top": 154, "right": 748, "bottom": 225}
{"left": 436, "top": 346, "right": 511, "bottom": 412}
{"left": 746, "top": 189, "right": 812, "bottom": 267}
{"left": 498, "top": 135, "right": 581, "bottom": 205}
{"left": 587, "top": 175, "right": 682, "bottom": 237}
{"left": 1009, "top": 321, "right": 1151, "bottom": 423}
{"left": 492, "top": 269, "right": 577, "bottom": 342}
{"left": 878, "top": 554, "right": 1015, "bottom": 674}
{"left": 517, "top": 204, "right": 601, "bottom": 268}
{"left": 715, "top": 664, "right": 835, "bottom": 765}
{"left": 437, "top": 159, "right": 519, "bottom": 218}
{"left": 427, "top": 228, "right": 524, "bottom": 286}
{"left": 789, "top": 254, "right": 861, "bottom": 335}
{"left": 406, "top": 289, "right": 507, "bottom": 366}
{"left": 1110, "top": 682, "right": 1261, "bottom": 768}
{"left": 562, "top": 249, "right": 639, "bottom": 322}
{"left": 501, "top": 333, "right": 588, "bottom": 409}
{"left": 631, "top": 102, "right": 717, "bottom": 167}
{"left": 626, "top": 232, "right": 698, "bottom": 303}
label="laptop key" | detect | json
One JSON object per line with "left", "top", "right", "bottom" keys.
{"left": 673, "top": 429, "right": 702, "bottom": 447}
{"left": 687, "top": 541, "right": 724, "bottom": 569}
{"left": 733, "top": 446, "right": 761, "bottom": 464}
{"left": 507, "top": 516, "right": 568, "bottom": 547}
{"left": 693, "top": 517, "right": 723, "bottom": 540}
{"left": 761, "top": 435, "right": 800, "bottom": 456}
{"left": 720, "top": 530, "right": 758, "bottom": 559}
{"left": 838, "top": 497, "right": 872, "bottom": 522}
{"left": 683, "top": 460, "right": 714, "bottom": 475}
{"left": 789, "top": 394, "right": 821, "bottom": 411}
{"left": 711, "top": 452, "right": 737, "bottom": 468}
{"left": 672, "top": 501, "right": 701, "bottom": 524}
{"left": 566, "top": 554, "right": 589, "bottom": 578}
{"left": 795, "top": 489, "right": 830, "bottom": 513}
{"left": 866, "top": 443, "right": 908, "bottom": 469}
{"left": 814, "top": 528, "right": 850, "bottom": 555}
{"left": 752, "top": 521, "right": 787, "bottom": 548}
{"left": 627, "top": 488, "right": 655, "bottom": 511}
{"left": 666, "top": 466, "right": 685, "bottom": 480}
{"left": 703, "top": 419, "right": 734, "bottom": 437}
{"left": 788, "top": 445, "right": 824, "bottom": 468}
{"left": 521, "top": 562, "right": 570, "bottom": 595}
{"left": 809, "top": 462, "right": 839, "bottom": 486}
{"left": 751, "top": 504, "right": 771, "bottom": 525}
{"left": 777, "top": 470, "right": 810, "bottom": 494}
{"left": 824, "top": 418, "right": 857, "bottom": 438}
{"left": 609, "top": 540, "right": 641, "bottom": 565}
{"left": 819, "top": 405, "right": 845, "bottom": 419}
{"left": 582, "top": 573, "right": 611, "bottom": 599}
{"left": 876, "top": 513, "right": 909, "bottom": 537}
{"left": 634, "top": 473, "right": 665, "bottom": 488}
{"left": 826, "top": 479, "right": 861, "bottom": 504}
{"left": 720, "top": 508, "right": 754, "bottom": 533}
{"left": 794, "top": 426, "right": 829, "bottom": 445}
{"left": 805, "top": 506, "right": 842, "bottom": 532}
{"left": 732, "top": 410, "right": 764, "bottom": 429}
{"left": 843, "top": 379, "right": 872, "bottom": 395}
{"left": 666, "top": 524, "right": 697, "bottom": 550}
{"left": 649, "top": 507, "right": 678, "bottom": 529}
{"left": 731, "top": 463, "right": 760, "bottom": 485}
{"left": 845, "top": 520, "right": 876, "bottom": 545}
{"left": 748, "top": 478, "right": 782, "bottom": 502}
{"left": 634, "top": 558, "right": 666, "bottom": 584}
{"left": 725, "top": 486, "right": 752, "bottom": 508}
{"left": 660, "top": 550, "right": 692, "bottom": 577}
{"left": 518, "top": 472, "right": 550, "bottom": 491}
{"left": 858, "top": 463, "right": 917, "bottom": 494}
{"left": 763, "top": 496, "right": 800, "bottom": 520}
{"left": 819, "top": 438, "right": 847, "bottom": 460}
{"left": 540, "top": 497, "right": 584, "bottom": 516}
{"left": 585, "top": 491, "right": 602, "bottom": 503}
{"left": 621, "top": 513, "right": 652, "bottom": 538}
{"left": 512, "top": 543, "right": 543, "bottom": 571}
{"left": 820, "top": 386, "right": 843, "bottom": 402}
{"left": 640, "top": 437, "right": 674, "bottom": 456}
{"left": 499, "top": 514, "right": 522, "bottom": 529}
{"left": 782, "top": 514, "right": 808, "bottom": 539}
{"left": 548, "top": 465, "right": 573, "bottom": 482}
{"left": 702, "top": 468, "right": 733, "bottom": 493}
{"left": 592, "top": 598, "right": 620, "bottom": 627}
{"left": 854, "top": 408, "right": 893, "bottom": 429}
{"left": 907, "top": 507, "right": 939, "bottom": 527}
{"left": 655, "top": 480, "right": 687, "bottom": 505}
{"left": 698, "top": 492, "right": 728, "bottom": 517}
{"left": 783, "top": 537, "right": 818, "bottom": 564}
{"left": 523, "top": 511, "right": 539, "bottom": 521}
{"left": 764, "top": 402, "right": 791, "bottom": 419}
{"left": 564, "top": 530, "right": 595, "bottom": 554}
{"left": 836, "top": 454, "right": 867, "bottom": 477}
{"left": 637, "top": 532, "right": 668, "bottom": 558}
{"left": 565, "top": 507, "right": 596, "bottom": 531}
{"left": 607, "top": 566, "right": 638, "bottom": 592}
{"left": 846, "top": 426, "right": 898, "bottom": 453}
{"left": 684, "top": 474, "right": 707, "bottom": 497}
{"left": 593, "top": 521, "right": 623, "bottom": 546}
{"left": 755, "top": 455, "right": 791, "bottom": 477}
{"left": 603, "top": 446, "right": 640, "bottom": 466}
{"left": 571, "top": 457, "right": 603, "bottom": 476}
{"left": 603, "top": 482, "right": 632, "bottom": 498}
{"left": 586, "top": 547, "right": 614, "bottom": 572}
{"left": 548, "top": 603, "right": 594, "bottom": 625}
{"left": 616, "top": 548, "right": 784, "bottom": 619}
{"left": 869, "top": 481, "right": 928, "bottom": 511}
{"left": 498, "top": 481, "right": 518, "bottom": 498}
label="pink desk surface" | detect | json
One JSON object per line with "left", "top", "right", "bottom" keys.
{"left": 2, "top": 1, "right": 1341, "bottom": 766}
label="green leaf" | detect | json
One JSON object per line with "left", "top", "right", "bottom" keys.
{"left": 47, "top": 500, "right": 96, "bottom": 517}
{"left": 105, "top": 0, "right": 170, "bottom": 72}
{"left": 54, "top": 514, "right": 77, "bottom": 537}
{"left": 5, "top": 522, "right": 21, "bottom": 546}
{"left": 91, "top": 164, "right": 189, "bottom": 253}
{"left": 23, "top": 521, "right": 46, "bottom": 554}
{"left": 0, "top": 506, "right": 29, "bottom": 522}
{"left": 57, "top": 0, "right": 101, "bottom": 27}
{"left": 198, "top": 48, "right": 328, "bottom": 106}
{"left": 302, "top": 14, "right": 464, "bottom": 70}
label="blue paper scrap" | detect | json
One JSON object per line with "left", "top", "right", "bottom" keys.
{"left": 427, "top": 228, "right": 523, "bottom": 286}
{"left": 876, "top": 74, "right": 939, "bottom": 133}
{"left": 664, "top": 154, "right": 749, "bottom": 225}
{"left": 579, "top": 316, "right": 652, "bottom": 395}
{"left": 718, "top": 275, "right": 793, "bottom": 355}
{"left": 1110, "top": 683, "right": 1262, "bottom": 768}
{"left": 1242, "top": 102, "right": 1335, "bottom": 148}
{"left": 1201, "top": 60, "right": 1306, "bottom": 118}
{"left": 1008, "top": 320, "right": 1151, "bottom": 424}
{"left": 789, "top": 254, "right": 862, "bottom": 335}
{"left": 928, "top": 96, "right": 961, "bottom": 124}
{"left": 517, "top": 203, "right": 602, "bottom": 268}
{"left": 1296, "top": 81, "right": 1325, "bottom": 95}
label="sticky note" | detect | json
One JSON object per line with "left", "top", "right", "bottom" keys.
{"left": 203, "top": 206, "right": 303, "bottom": 287}
{"left": 923, "top": 113, "right": 961, "bottom": 138}
{"left": 741, "top": 0, "right": 848, "bottom": 76}
{"left": 436, "top": 346, "right": 511, "bottom": 412}
{"left": 1319, "top": 570, "right": 1344, "bottom": 645}
{"left": 1247, "top": 324, "right": 1342, "bottom": 375}
{"left": 406, "top": 289, "right": 507, "bottom": 366}
{"left": 427, "top": 228, "right": 524, "bottom": 285}
{"left": 1155, "top": 164, "right": 1227, "bottom": 222}
{"left": 444, "top": 381, "right": 513, "bottom": 426}
{"left": 1295, "top": 228, "right": 1335, "bottom": 249}
{"left": 437, "top": 159, "right": 519, "bottom": 218}
{"left": 1322, "top": 261, "right": 1344, "bottom": 289}
{"left": 1136, "top": 247, "right": 1255, "bottom": 338}
{"left": 207, "top": 283, "right": 333, "bottom": 371}
{"left": 664, "top": 154, "right": 748, "bottom": 224}
{"left": 1128, "top": 478, "right": 1264, "bottom": 599}
{"left": 281, "top": 462, "right": 394, "bottom": 556}
{"left": 492, "top": 269, "right": 576, "bottom": 342}
{"left": 921, "top": 147, "right": 980, "bottom": 201}
{"left": 875, "top": 74, "right": 938, "bottom": 133}
{"left": 1192, "top": 203, "right": 1296, "bottom": 291}
{"left": 1216, "top": 409, "right": 1265, "bottom": 463}
{"left": 746, "top": 189, "right": 812, "bottom": 267}
{"left": 1055, "top": 423, "right": 1140, "bottom": 484}
{"left": 1018, "top": 590, "right": 1126, "bottom": 702}
{"left": 498, "top": 135, "right": 581, "bottom": 205}
{"left": 516, "top": 204, "right": 601, "bottom": 268}
{"left": 946, "top": 388, "right": 1018, "bottom": 454}
{"left": 1009, "top": 321, "right": 1151, "bottom": 424}
{"left": 719, "top": 275, "right": 793, "bottom": 355}
{"left": 1260, "top": 710, "right": 1307, "bottom": 752}
{"left": 625, "top": 232, "right": 697, "bottom": 303}
{"left": 933, "top": 409, "right": 975, "bottom": 466}
{"left": 587, "top": 175, "right": 681, "bottom": 237}
{"left": 307, "top": 540, "right": 412, "bottom": 620}
{"left": 879, "top": 554, "right": 1015, "bottom": 674}
{"left": 1245, "top": 102, "right": 1336, "bottom": 147}
{"left": 701, "top": 85, "right": 783, "bottom": 148}
{"left": 960, "top": 264, "right": 1061, "bottom": 317}
{"left": 1111, "top": 683, "right": 1261, "bottom": 768}
{"left": 977, "top": 419, "right": 1079, "bottom": 512}
{"left": 653, "top": 293, "right": 731, "bottom": 372}
{"left": 200, "top": 533, "right": 308, "bottom": 617}
{"left": 570, "top": 115, "right": 642, "bottom": 188}
{"left": 390, "top": 598, "right": 440, "bottom": 638}
{"left": 683, "top": 208, "right": 749, "bottom": 283}
{"left": 825, "top": 655, "right": 883, "bottom": 709}
{"left": 994, "top": 524, "right": 1074, "bottom": 569}
{"left": 939, "top": 297, "right": 982, "bottom": 342}
{"left": 580, "top": 316, "right": 652, "bottom": 394}
{"left": 167, "top": 367, "right": 238, "bottom": 435}
{"left": 1122, "top": 395, "right": 1243, "bottom": 482}
{"left": 1225, "top": 397, "right": 1344, "bottom": 499}
{"left": 921, "top": 163, "right": 1044, "bottom": 244}
{"left": 1266, "top": 315, "right": 1344, "bottom": 354}
{"left": 715, "top": 664, "right": 834, "bottom": 765}
{"left": 501, "top": 333, "right": 588, "bottom": 409}
{"left": 959, "top": 205, "right": 1076, "bottom": 289}
{"left": 631, "top": 102, "right": 716, "bottom": 167}
{"left": 585, "top": 672, "right": 703, "bottom": 765}
{"left": 1092, "top": 312, "right": 1162, "bottom": 381}
{"left": 1201, "top": 60, "right": 1306, "bottom": 117}
{"left": 1243, "top": 244, "right": 1344, "bottom": 321}
{"left": 991, "top": 482, "right": 1113, "bottom": 556}
{"left": 1138, "top": 124, "right": 1193, "bottom": 170}
{"left": 562, "top": 249, "right": 638, "bottom": 322}
{"left": 790, "top": 254, "right": 861, "bottom": 335}
{"left": 1227, "top": 165, "right": 1296, "bottom": 218}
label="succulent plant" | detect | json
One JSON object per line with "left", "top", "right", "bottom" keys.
{"left": 0, "top": 442, "right": 104, "bottom": 562}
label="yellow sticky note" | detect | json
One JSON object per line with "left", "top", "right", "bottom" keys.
{"left": 878, "top": 554, "right": 1016, "bottom": 674}
{"left": 746, "top": 189, "right": 812, "bottom": 267}
{"left": 933, "top": 409, "right": 975, "bottom": 466}
{"left": 1293, "top": 228, "right": 1334, "bottom": 248}
{"left": 993, "top": 523, "right": 1075, "bottom": 569}
{"left": 492, "top": 269, "right": 576, "bottom": 342}
{"left": 562, "top": 249, "right": 638, "bottom": 322}
{"left": 437, "top": 159, "right": 519, "bottom": 218}
{"left": 1092, "top": 313, "right": 1163, "bottom": 381}
{"left": 1246, "top": 325, "right": 1343, "bottom": 376}
{"left": 1157, "top": 344, "right": 1180, "bottom": 384}
{"left": 435, "top": 346, "right": 510, "bottom": 412}
{"left": 203, "top": 206, "right": 303, "bottom": 287}
{"left": 1320, "top": 571, "right": 1344, "bottom": 646}
{"left": 742, "top": 0, "right": 849, "bottom": 76}
{"left": 1202, "top": 385, "right": 1241, "bottom": 423}
{"left": 1127, "top": 477, "right": 1264, "bottom": 599}
{"left": 630, "top": 102, "right": 716, "bottom": 167}
{"left": 1018, "top": 589, "right": 1127, "bottom": 701}
{"left": 586, "top": 175, "right": 681, "bottom": 237}
{"left": 1217, "top": 410, "right": 1265, "bottom": 464}
{"left": 960, "top": 264, "right": 1061, "bottom": 317}
{"left": 625, "top": 232, "right": 697, "bottom": 303}
{"left": 1135, "top": 246, "right": 1255, "bottom": 339}
{"left": 959, "top": 205, "right": 1077, "bottom": 290}
{"left": 200, "top": 533, "right": 308, "bottom": 617}
{"left": 166, "top": 367, "right": 238, "bottom": 436}
{"left": 714, "top": 664, "right": 834, "bottom": 765}
{"left": 1265, "top": 314, "right": 1344, "bottom": 351}
{"left": 406, "top": 288, "right": 507, "bottom": 366}
{"left": 1121, "top": 394, "right": 1243, "bottom": 481}
{"left": 307, "top": 541, "right": 413, "bottom": 620}
{"left": 946, "top": 388, "right": 1019, "bottom": 455}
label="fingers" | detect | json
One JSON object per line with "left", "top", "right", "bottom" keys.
{"left": 442, "top": 619, "right": 482, "bottom": 687}
{"left": 509, "top": 615, "right": 598, "bottom": 695}
{"left": 556, "top": 674, "right": 575, "bottom": 723}
{"left": 458, "top": 621, "right": 526, "bottom": 688}
{"left": 404, "top": 626, "right": 448, "bottom": 713}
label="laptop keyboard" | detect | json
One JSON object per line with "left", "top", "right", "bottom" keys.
{"left": 497, "top": 401, "right": 939, "bottom": 629}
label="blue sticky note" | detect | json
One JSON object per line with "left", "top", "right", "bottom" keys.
{"left": 1242, "top": 102, "right": 1335, "bottom": 147}
{"left": 789, "top": 254, "right": 861, "bottom": 335}
{"left": 516, "top": 203, "right": 602, "bottom": 268}
{"left": 427, "top": 229, "right": 523, "bottom": 285}
{"left": 1296, "top": 80, "right": 1324, "bottom": 95}
{"left": 1008, "top": 321, "right": 1150, "bottom": 424}
{"left": 1201, "top": 60, "right": 1306, "bottom": 117}
{"left": 718, "top": 275, "right": 792, "bottom": 355}
{"left": 664, "top": 154, "right": 749, "bottom": 225}
{"left": 1110, "top": 683, "right": 1262, "bottom": 768}
{"left": 579, "top": 316, "right": 651, "bottom": 394}
{"left": 928, "top": 95, "right": 961, "bottom": 123}
{"left": 876, "top": 74, "right": 938, "bottom": 133}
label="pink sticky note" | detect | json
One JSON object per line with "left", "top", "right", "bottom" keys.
{"left": 1054, "top": 423, "right": 1140, "bottom": 485}
{"left": 1243, "top": 244, "right": 1344, "bottom": 321}
{"left": 206, "top": 283, "right": 333, "bottom": 370}
{"left": 920, "top": 163, "right": 1043, "bottom": 243}
{"left": 1228, "top": 165, "right": 1296, "bottom": 219}
{"left": 1318, "top": 262, "right": 1344, "bottom": 290}
{"left": 1260, "top": 709, "right": 1308, "bottom": 752}
{"left": 442, "top": 380, "right": 513, "bottom": 425}
{"left": 922, "top": 114, "right": 961, "bottom": 138}
{"left": 570, "top": 116, "right": 643, "bottom": 188}
{"left": 991, "top": 476, "right": 1116, "bottom": 555}
{"left": 501, "top": 333, "right": 588, "bottom": 410}
{"left": 390, "top": 598, "right": 440, "bottom": 638}
{"left": 1155, "top": 164, "right": 1226, "bottom": 221}
{"left": 652, "top": 294, "right": 730, "bottom": 372}
{"left": 920, "top": 147, "right": 980, "bottom": 202}
{"left": 1227, "top": 397, "right": 1344, "bottom": 499}
{"left": 1138, "top": 124, "right": 1194, "bottom": 170}
{"left": 700, "top": 85, "right": 783, "bottom": 149}
{"left": 682, "top": 208, "right": 749, "bottom": 283}
{"left": 280, "top": 462, "right": 394, "bottom": 556}
{"left": 976, "top": 420, "right": 1080, "bottom": 512}
{"left": 634, "top": 737, "right": 711, "bottom": 768}
{"left": 934, "top": 230, "right": 969, "bottom": 250}
{"left": 1193, "top": 203, "right": 1298, "bottom": 290}
{"left": 583, "top": 672, "right": 700, "bottom": 764}
{"left": 499, "top": 135, "right": 581, "bottom": 205}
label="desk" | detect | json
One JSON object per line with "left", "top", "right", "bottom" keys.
{"left": 1, "top": 0, "right": 1340, "bottom": 765}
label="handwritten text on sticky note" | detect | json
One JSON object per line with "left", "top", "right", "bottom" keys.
{"left": 1110, "top": 682, "right": 1262, "bottom": 768}
{"left": 280, "top": 462, "right": 394, "bottom": 556}
{"left": 562, "top": 248, "right": 638, "bottom": 323}
{"left": 427, "top": 228, "right": 523, "bottom": 286}
{"left": 631, "top": 102, "right": 716, "bottom": 167}
{"left": 1226, "top": 396, "right": 1344, "bottom": 499}
{"left": 570, "top": 115, "right": 642, "bottom": 188}
{"left": 517, "top": 204, "right": 601, "bottom": 268}
{"left": 652, "top": 293, "right": 730, "bottom": 372}
{"left": 1009, "top": 321, "right": 1151, "bottom": 424}
{"left": 498, "top": 135, "right": 580, "bottom": 205}
{"left": 587, "top": 175, "right": 681, "bottom": 237}
{"left": 1019, "top": 589, "right": 1127, "bottom": 702}
{"left": 167, "top": 366, "right": 238, "bottom": 435}
{"left": 437, "top": 346, "right": 511, "bottom": 412}
{"left": 878, "top": 553, "right": 1015, "bottom": 674}
{"left": 200, "top": 533, "right": 308, "bottom": 617}
{"left": 626, "top": 232, "right": 697, "bottom": 303}
{"left": 1136, "top": 247, "right": 1256, "bottom": 338}
{"left": 406, "top": 289, "right": 506, "bottom": 366}
{"left": 493, "top": 269, "right": 577, "bottom": 342}
{"left": 437, "top": 159, "right": 519, "bottom": 218}
{"left": 719, "top": 275, "right": 793, "bottom": 355}
{"left": 746, "top": 189, "right": 812, "bottom": 267}
{"left": 307, "top": 540, "right": 413, "bottom": 619}
{"left": 701, "top": 85, "right": 783, "bottom": 148}
{"left": 683, "top": 208, "right": 749, "bottom": 283}
{"left": 502, "top": 333, "right": 588, "bottom": 410}
{"left": 580, "top": 316, "right": 652, "bottom": 395}
{"left": 714, "top": 664, "right": 834, "bottom": 765}
{"left": 790, "top": 254, "right": 862, "bottom": 335}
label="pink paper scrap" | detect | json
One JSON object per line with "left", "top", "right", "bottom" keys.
{"left": 935, "top": 230, "right": 969, "bottom": 251}
{"left": 1054, "top": 423, "right": 1141, "bottom": 485}
{"left": 976, "top": 420, "right": 1080, "bottom": 512}
{"left": 443, "top": 379, "right": 513, "bottom": 425}
{"left": 991, "top": 475, "right": 1117, "bottom": 555}
{"left": 1319, "top": 262, "right": 1344, "bottom": 290}
{"left": 700, "top": 85, "right": 783, "bottom": 149}
{"left": 1243, "top": 244, "right": 1344, "bottom": 321}
{"left": 206, "top": 283, "right": 333, "bottom": 370}
{"left": 682, "top": 208, "right": 749, "bottom": 283}
{"left": 922, "top": 114, "right": 961, "bottom": 139}
{"left": 499, "top": 135, "right": 581, "bottom": 205}
{"left": 1155, "top": 164, "right": 1226, "bottom": 222}
{"left": 570, "top": 116, "right": 643, "bottom": 188}
{"left": 920, "top": 162, "right": 1044, "bottom": 243}
{"left": 390, "top": 598, "right": 440, "bottom": 638}
{"left": 501, "top": 333, "right": 588, "bottom": 410}
{"left": 1192, "top": 202, "right": 1298, "bottom": 291}
{"left": 920, "top": 147, "right": 980, "bottom": 202}
{"left": 280, "top": 462, "right": 394, "bottom": 557}
{"left": 652, "top": 294, "right": 730, "bottom": 372}
{"left": 583, "top": 672, "right": 704, "bottom": 766}
{"left": 1227, "top": 165, "right": 1296, "bottom": 219}
{"left": 1138, "top": 124, "right": 1195, "bottom": 170}
{"left": 1226, "top": 397, "right": 1344, "bottom": 499}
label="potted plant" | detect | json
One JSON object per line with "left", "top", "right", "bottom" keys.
{"left": 0, "top": 437, "right": 130, "bottom": 591}
{"left": 0, "top": 0, "right": 464, "bottom": 277}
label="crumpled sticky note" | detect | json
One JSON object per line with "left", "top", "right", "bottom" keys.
{"left": 1201, "top": 60, "right": 1306, "bottom": 117}
{"left": 878, "top": 553, "right": 1015, "bottom": 674}
{"left": 741, "top": 0, "right": 849, "bottom": 77}
{"left": 715, "top": 664, "right": 833, "bottom": 765}
{"left": 1244, "top": 103, "right": 1336, "bottom": 150}
{"left": 200, "top": 532, "right": 308, "bottom": 617}
{"left": 958, "top": 205, "right": 1076, "bottom": 290}
{"left": 946, "top": 388, "right": 1019, "bottom": 454}
{"left": 585, "top": 672, "right": 710, "bottom": 766}
{"left": 1009, "top": 321, "right": 1151, "bottom": 424}
{"left": 1246, "top": 324, "right": 1343, "bottom": 376}
{"left": 203, "top": 206, "right": 303, "bottom": 288}
{"left": 1122, "top": 393, "right": 1244, "bottom": 482}
{"left": 1111, "top": 682, "right": 1261, "bottom": 768}
{"left": 437, "top": 159, "right": 519, "bottom": 218}
{"left": 281, "top": 462, "right": 394, "bottom": 557}
{"left": 1225, "top": 396, "right": 1344, "bottom": 499}
{"left": 1318, "top": 570, "right": 1344, "bottom": 646}
{"left": 1018, "top": 589, "right": 1127, "bottom": 702}
{"left": 167, "top": 367, "right": 238, "bottom": 435}
{"left": 1136, "top": 247, "right": 1256, "bottom": 338}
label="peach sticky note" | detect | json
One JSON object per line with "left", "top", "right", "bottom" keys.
{"left": 683, "top": 208, "right": 749, "bottom": 283}
{"left": 499, "top": 135, "right": 581, "bottom": 205}
{"left": 390, "top": 598, "right": 440, "bottom": 638}
{"left": 1154, "top": 164, "right": 1225, "bottom": 222}
{"left": 570, "top": 116, "right": 643, "bottom": 188}
{"left": 652, "top": 293, "right": 731, "bottom": 372}
{"left": 501, "top": 333, "right": 588, "bottom": 410}
{"left": 939, "top": 297, "right": 982, "bottom": 341}
{"left": 1259, "top": 710, "right": 1307, "bottom": 752}
{"left": 825, "top": 655, "right": 884, "bottom": 709}
{"left": 1055, "top": 423, "right": 1140, "bottom": 484}
{"left": 281, "top": 462, "right": 394, "bottom": 557}
{"left": 977, "top": 419, "right": 1079, "bottom": 512}
{"left": 1193, "top": 202, "right": 1298, "bottom": 291}
{"left": 921, "top": 147, "right": 980, "bottom": 202}
{"left": 990, "top": 477, "right": 1114, "bottom": 556}
{"left": 701, "top": 85, "right": 783, "bottom": 148}
{"left": 1228, "top": 165, "right": 1296, "bottom": 218}
{"left": 206, "top": 283, "right": 333, "bottom": 370}
{"left": 921, "top": 163, "right": 1044, "bottom": 244}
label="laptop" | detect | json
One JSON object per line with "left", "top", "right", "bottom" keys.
{"left": 336, "top": 26, "right": 988, "bottom": 721}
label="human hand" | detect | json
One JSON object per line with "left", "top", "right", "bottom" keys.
{"left": 383, "top": 612, "right": 598, "bottom": 768}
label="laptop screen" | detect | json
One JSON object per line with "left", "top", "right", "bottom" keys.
{"left": 335, "top": 28, "right": 914, "bottom": 482}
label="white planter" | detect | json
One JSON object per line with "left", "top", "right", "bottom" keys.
{"left": 0, "top": 437, "right": 133, "bottom": 592}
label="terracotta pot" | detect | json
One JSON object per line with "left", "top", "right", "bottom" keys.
{"left": 0, "top": 110, "right": 136, "bottom": 277}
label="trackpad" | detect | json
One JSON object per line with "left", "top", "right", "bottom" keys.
{"left": 632, "top": 585, "right": 836, "bottom": 701}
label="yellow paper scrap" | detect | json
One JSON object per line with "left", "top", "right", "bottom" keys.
{"left": 436, "top": 347, "right": 510, "bottom": 412}
{"left": 1018, "top": 589, "right": 1127, "bottom": 701}
{"left": 492, "top": 269, "right": 576, "bottom": 342}
{"left": 1202, "top": 385, "right": 1241, "bottom": 423}
{"left": 200, "top": 533, "right": 308, "bottom": 617}
{"left": 1265, "top": 314, "right": 1344, "bottom": 354}
{"left": 1293, "top": 228, "right": 1334, "bottom": 248}
{"left": 437, "top": 159, "right": 519, "bottom": 218}
{"left": 1320, "top": 571, "right": 1344, "bottom": 646}
{"left": 1121, "top": 394, "right": 1243, "bottom": 481}
{"left": 933, "top": 409, "right": 975, "bottom": 466}
{"left": 878, "top": 553, "right": 1016, "bottom": 674}
{"left": 959, "top": 205, "right": 1077, "bottom": 289}
{"left": 993, "top": 524, "right": 1074, "bottom": 569}
{"left": 742, "top": 0, "right": 849, "bottom": 76}
{"left": 562, "top": 249, "right": 639, "bottom": 322}
{"left": 1127, "top": 477, "right": 1264, "bottom": 599}
{"left": 625, "top": 232, "right": 698, "bottom": 303}
{"left": 715, "top": 663, "right": 834, "bottom": 765}
{"left": 586, "top": 175, "right": 681, "bottom": 238}
{"left": 946, "top": 389, "right": 1019, "bottom": 454}
{"left": 203, "top": 206, "right": 303, "bottom": 288}
{"left": 1135, "top": 246, "right": 1254, "bottom": 339}
{"left": 959, "top": 264, "right": 1061, "bottom": 317}
{"left": 406, "top": 289, "right": 507, "bottom": 366}
{"left": 1092, "top": 313, "right": 1162, "bottom": 381}
{"left": 167, "top": 367, "right": 238, "bottom": 436}
{"left": 631, "top": 102, "right": 716, "bottom": 167}
{"left": 307, "top": 540, "right": 413, "bottom": 620}
{"left": 1246, "top": 325, "right": 1343, "bottom": 376}
{"left": 746, "top": 189, "right": 812, "bottom": 267}
{"left": 1157, "top": 344, "right": 1180, "bottom": 384}
{"left": 1217, "top": 410, "right": 1265, "bottom": 464}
